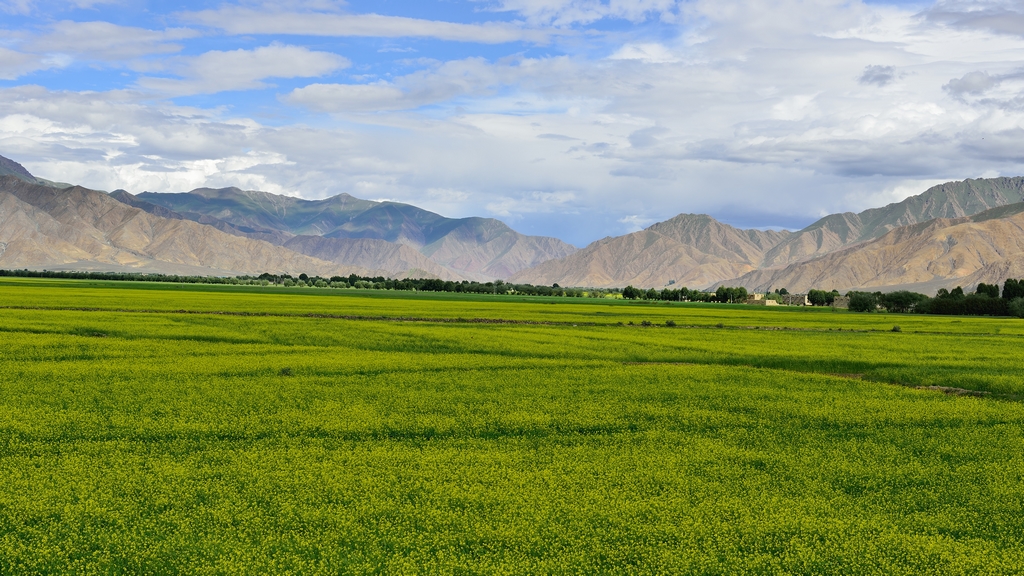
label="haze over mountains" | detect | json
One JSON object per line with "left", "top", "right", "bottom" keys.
{"left": 4, "top": 151, "right": 1024, "bottom": 294}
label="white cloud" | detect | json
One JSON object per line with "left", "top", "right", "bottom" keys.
{"left": 0, "top": 0, "right": 33, "bottom": 14}
{"left": 608, "top": 42, "right": 680, "bottom": 63}
{"left": 137, "top": 44, "right": 349, "bottom": 96}
{"left": 24, "top": 21, "right": 198, "bottom": 61}
{"left": 485, "top": 191, "right": 577, "bottom": 217}
{"left": 287, "top": 83, "right": 409, "bottom": 112}
{"left": 181, "top": 6, "right": 555, "bottom": 44}
{"left": 0, "top": 47, "right": 49, "bottom": 79}
{"left": 618, "top": 214, "right": 653, "bottom": 231}
{"left": 944, "top": 70, "right": 1000, "bottom": 97}
{"left": 10, "top": 0, "right": 1024, "bottom": 245}
{"left": 1, "top": 0, "right": 120, "bottom": 15}
{"left": 482, "top": 0, "right": 681, "bottom": 26}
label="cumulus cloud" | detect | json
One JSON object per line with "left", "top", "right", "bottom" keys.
{"left": 138, "top": 44, "right": 349, "bottom": 96}
{"left": 944, "top": 70, "right": 1000, "bottom": 96}
{"left": 181, "top": 6, "right": 554, "bottom": 44}
{"left": 859, "top": 64, "right": 897, "bottom": 86}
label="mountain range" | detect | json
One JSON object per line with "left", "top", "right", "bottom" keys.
{"left": 4, "top": 151, "right": 1024, "bottom": 293}
{"left": 0, "top": 154, "right": 576, "bottom": 280}
{"left": 124, "top": 187, "right": 577, "bottom": 280}
{"left": 511, "top": 177, "right": 1024, "bottom": 292}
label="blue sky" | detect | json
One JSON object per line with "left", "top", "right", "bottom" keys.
{"left": 3, "top": 0, "right": 1024, "bottom": 245}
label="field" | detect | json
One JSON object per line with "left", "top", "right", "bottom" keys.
{"left": 2, "top": 278, "right": 1024, "bottom": 574}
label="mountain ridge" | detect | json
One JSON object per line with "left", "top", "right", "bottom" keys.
{"left": 135, "top": 187, "right": 577, "bottom": 280}
{"left": 726, "top": 202, "right": 1024, "bottom": 293}
{"left": 0, "top": 175, "right": 375, "bottom": 278}
{"left": 509, "top": 213, "right": 792, "bottom": 288}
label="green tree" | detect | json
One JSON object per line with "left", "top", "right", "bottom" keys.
{"left": 878, "top": 291, "right": 928, "bottom": 313}
{"left": 807, "top": 289, "right": 831, "bottom": 306}
{"left": 848, "top": 292, "right": 878, "bottom": 312}
{"left": 1004, "top": 279, "right": 1024, "bottom": 300}
{"left": 976, "top": 283, "right": 1000, "bottom": 298}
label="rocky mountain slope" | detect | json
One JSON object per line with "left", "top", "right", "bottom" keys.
{"left": 0, "top": 175, "right": 375, "bottom": 277}
{"left": 134, "top": 187, "right": 577, "bottom": 279}
{"left": 7, "top": 151, "right": 1024, "bottom": 292}
{"left": 728, "top": 203, "right": 1024, "bottom": 293}
{"left": 509, "top": 214, "right": 791, "bottom": 288}
{"left": 760, "top": 177, "right": 1024, "bottom": 268}
{"left": 282, "top": 236, "right": 463, "bottom": 281}
{"left": 513, "top": 177, "right": 1024, "bottom": 290}
{"left": 0, "top": 156, "right": 40, "bottom": 184}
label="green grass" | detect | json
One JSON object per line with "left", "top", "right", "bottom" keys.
{"left": 2, "top": 278, "right": 1024, "bottom": 574}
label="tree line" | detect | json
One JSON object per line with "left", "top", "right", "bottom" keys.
{"left": 621, "top": 285, "right": 730, "bottom": 302}
{"left": 0, "top": 269, "right": 620, "bottom": 298}
{"left": 842, "top": 279, "right": 1024, "bottom": 317}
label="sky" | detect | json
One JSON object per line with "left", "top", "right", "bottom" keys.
{"left": 3, "top": 0, "right": 1024, "bottom": 246}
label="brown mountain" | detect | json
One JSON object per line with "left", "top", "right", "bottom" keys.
{"left": 112, "top": 189, "right": 468, "bottom": 280}
{"left": 509, "top": 214, "right": 791, "bottom": 288}
{"left": 729, "top": 203, "right": 1024, "bottom": 293}
{"left": 282, "top": 236, "right": 464, "bottom": 281}
{"left": 133, "top": 187, "right": 577, "bottom": 279}
{"left": 0, "top": 175, "right": 374, "bottom": 277}
{"left": 760, "top": 177, "right": 1024, "bottom": 268}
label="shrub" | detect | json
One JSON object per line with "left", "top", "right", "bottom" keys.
{"left": 891, "top": 325, "right": 902, "bottom": 333}
{"left": 665, "top": 320, "right": 676, "bottom": 327}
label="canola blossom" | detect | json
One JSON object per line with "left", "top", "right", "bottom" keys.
{"left": 1, "top": 278, "right": 1023, "bottom": 574}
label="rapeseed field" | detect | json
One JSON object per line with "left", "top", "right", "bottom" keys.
{"left": 1, "top": 278, "right": 1023, "bottom": 574}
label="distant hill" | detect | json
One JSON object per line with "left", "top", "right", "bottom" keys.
{"left": 509, "top": 214, "right": 791, "bottom": 288}
{"left": 512, "top": 176, "right": 1024, "bottom": 290}
{"left": 0, "top": 175, "right": 375, "bottom": 277}
{"left": 282, "top": 236, "right": 464, "bottom": 281}
{"left": 760, "top": 178, "right": 1024, "bottom": 268}
{"left": 728, "top": 202, "right": 1024, "bottom": 293}
{"left": 134, "top": 187, "right": 577, "bottom": 280}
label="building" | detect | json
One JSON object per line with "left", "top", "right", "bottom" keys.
{"left": 832, "top": 295, "right": 850, "bottom": 309}
{"left": 782, "top": 294, "right": 810, "bottom": 306}
{"left": 746, "top": 293, "right": 779, "bottom": 306}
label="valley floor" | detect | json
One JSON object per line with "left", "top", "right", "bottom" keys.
{"left": 1, "top": 279, "right": 1023, "bottom": 574}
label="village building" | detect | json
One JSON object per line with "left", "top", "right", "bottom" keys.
{"left": 782, "top": 293, "right": 811, "bottom": 306}
{"left": 746, "top": 293, "right": 779, "bottom": 306}
{"left": 832, "top": 295, "right": 851, "bottom": 309}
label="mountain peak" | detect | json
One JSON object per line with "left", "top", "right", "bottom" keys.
{"left": 0, "top": 154, "right": 39, "bottom": 184}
